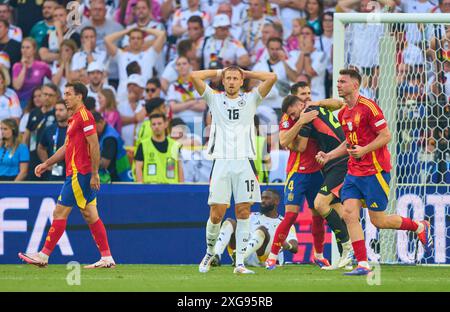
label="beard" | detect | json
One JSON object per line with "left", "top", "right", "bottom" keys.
{"left": 260, "top": 204, "right": 276, "bottom": 215}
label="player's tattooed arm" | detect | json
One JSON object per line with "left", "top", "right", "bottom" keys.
{"left": 243, "top": 71, "right": 277, "bottom": 98}
{"left": 189, "top": 70, "right": 219, "bottom": 96}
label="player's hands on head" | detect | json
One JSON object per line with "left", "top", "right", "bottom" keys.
{"left": 35, "top": 162, "right": 49, "bottom": 177}
{"left": 298, "top": 109, "right": 318, "bottom": 125}
{"left": 347, "top": 145, "right": 367, "bottom": 159}
{"left": 315, "top": 151, "right": 329, "bottom": 165}
{"left": 90, "top": 173, "right": 100, "bottom": 191}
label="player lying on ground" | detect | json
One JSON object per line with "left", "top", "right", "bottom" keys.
{"left": 18, "top": 82, "right": 115, "bottom": 269}
{"left": 211, "top": 189, "right": 298, "bottom": 267}
{"left": 316, "top": 69, "right": 433, "bottom": 276}
{"left": 190, "top": 66, "right": 277, "bottom": 274}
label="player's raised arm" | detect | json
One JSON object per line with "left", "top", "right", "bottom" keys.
{"left": 308, "top": 98, "right": 345, "bottom": 111}
{"left": 243, "top": 70, "right": 277, "bottom": 98}
{"left": 189, "top": 70, "right": 220, "bottom": 97}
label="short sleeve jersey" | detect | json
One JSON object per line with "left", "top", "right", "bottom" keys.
{"left": 338, "top": 95, "right": 391, "bottom": 176}
{"left": 65, "top": 107, "right": 97, "bottom": 176}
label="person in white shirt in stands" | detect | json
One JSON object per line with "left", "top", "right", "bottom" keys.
{"left": 118, "top": 74, "right": 147, "bottom": 147}
{"left": 85, "top": 62, "right": 116, "bottom": 110}
{"left": 104, "top": 26, "right": 166, "bottom": 103}
{"left": 71, "top": 26, "right": 107, "bottom": 83}
{"left": 204, "top": 3, "right": 242, "bottom": 40}
{"left": 171, "top": 0, "right": 211, "bottom": 40}
{"left": 291, "top": 25, "right": 327, "bottom": 101}
{"left": 198, "top": 14, "right": 250, "bottom": 70}
{"left": 0, "top": 3, "right": 22, "bottom": 43}
{"left": 271, "top": 0, "right": 305, "bottom": 40}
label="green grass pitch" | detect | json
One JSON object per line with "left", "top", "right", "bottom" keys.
{"left": 0, "top": 264, "right": 449, "bottom": 292}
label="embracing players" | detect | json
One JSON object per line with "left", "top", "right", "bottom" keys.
{"left": 316, "top": 69, "right": 433, "bottom": 275}
{"left": 18, "top": 82, "right": 115, "bottom": 269}
{"left": 190, "top": 66, "right": 277, "bottom": 274}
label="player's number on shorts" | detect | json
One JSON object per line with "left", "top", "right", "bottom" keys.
{"left": 227, "top": 109, "right": 239, "bottom": 120}
{"left": 288, "top": 180, "right": 294, "bottom": 191}
{"left": 245, "top": 180, "right": 255, "bottom": 192}
{"left": 319, "top": 107, "right": 341, "bottom": 129}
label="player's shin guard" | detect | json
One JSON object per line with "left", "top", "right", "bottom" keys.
{"left": 214, "top": 220, "right": 234, "bottom": 257}
{"left": 89, "top": 219, "right": 112, "bottom": 257}
{"left": 312, "top": 215, "right": 325, "bottom": 255}
{"left": 244, "top": 229, "right": 265, "bottom": 260}
{"left": 235, "top": 218, "right": 250, "bottom": 267}
{"left": 206, "top": 218, "right": 221, "bottom": 255}
{"left": 41, "top": 219, "right": 67, "bottom": 256}
{"left": 270, "top": 212, "right": 298, "bottom": 256}
{"left": 324, "top": 209, "right": 350, "bottom": 244}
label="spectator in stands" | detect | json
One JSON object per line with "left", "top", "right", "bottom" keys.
{"left": 286, "top": 18, "right": 303, "bottom": 52}
{"left": 0, "top": 118, "right": 29, "bottom": 181}
{"left": 71, "top": 26, "right": 107, "bottom": 83}
{"left": 8, "top": 0, "right": 43, "bottom": 39}
{"left": 171, "top": 0, "right": 210, "bottom": 40}
{"left": 170, "top": 117, "right": 202, "bottom": 148}
{"left": 99, "top": 88, "right": 122, "bottom": 133}
{"left": 39, "top": 5, "right": 81, "bottom": 65}
{"left": 161, "top": 39, "right": 199, "bottom": 92}
{"left": 145, "top": 78, "right": 163, "bottom": 100}
{"left": 430, "top": 0, "right": 450, "bottom": 13}
{"left": 0, "top": 3, "right": 22, "bottom": 42}
{"left": 93, "top": 112, "right": 133, "bottom": 183}
{"left": 114, "top": 0, "right": 162, "bottom": 26}
{"left": 0, "top": 19, "right": 22, "bottom": 80}
{"left": 211, "top": 3, "right": 243, "bottom": 40}
{"left": 37, "top": 100, "right": 67, "bottom": 181}
{"left": 198, "top": 14, "right": 250, "bottom": 70}
{"left": 105, "top": 27, "right": 166, "bottom": 102}
{"left": 22, "top": 83, "right": 58, "bottom": 181}
{"left": 186, "top": 15, "right": 205, "bottom": 53}
{"left": 430, "top": 59, "right": 450, "bottom": 101}
{"left": 291, "top": 25, "right": 327, "bottom": 101}
{"left": 302, "top": 0, "right": 323, "bottom": 36}
{"left": 273, "top": 0, "right": 305, "bottom": 40}
{"left": 29, "top": 0, "right": 58, "bottom": 49}
{"left": 51, "top": 39, "right": 78, "bottom": 94}
{"left": 135, "top": 113, "right": 184, "bottom": 183}
{"left": 167, "top": 56, "right": 206, "bottom": 134}
{"left": 253, "top": 22, "right": 284, "bottom": 64}
{"left": 240, "top": 0, "right": 276, "bottom": 63}
{"left": 86, "top": 61, "right": 115, "bottom": 109}
{"left": 435, "top": 126, "right": 450, "bottom": 183}
{"left": 19, "top": 87, "right": 43, "bottom": 135}
{"left": 0, "top": 67, "right": 21, "bottom": 126}
{"left": 12, "top": 37, "right": 52, "bottom": 108}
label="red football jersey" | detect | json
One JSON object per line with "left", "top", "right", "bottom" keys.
{"left": 279, "top": 114, "right": 322, "bottom": 174}
{"left": 338, "top": 96, "right": 391, "bottom": 176}
{"left": 65, "top": 107, "right": 97, "bottom": 176}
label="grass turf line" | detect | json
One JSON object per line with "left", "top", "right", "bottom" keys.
{"left": 0, "top": 264, "right": 449, "bottom": 292}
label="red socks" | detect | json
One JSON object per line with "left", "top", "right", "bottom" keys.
{"left": 42, "top": 219, "right": 67, "bottom": 256}
{"left": 312, "top": 215, "right": 325, "bottom": 254}
{"left": 352, "top": 239, "right": 368, "bottom": 262}
{"left": 89, "top": 219, "right": 112, "bottom": 257}
{"left": 270, "top": 211, "right": 298, "bottom": 255}
{"left": 399, "top": 217, "right": 419, "bottom": 231}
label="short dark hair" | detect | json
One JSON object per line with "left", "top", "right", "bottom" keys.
{"left": 149, "top": 113, "right": 166, "bottom": 121}
{"left": 43, "top": 83, "right": 61, "bottom": 99}
{"left": 267, "top": 37, "right": 283, "bottom": 47}
{"left": 177, "top": 39, "right": 193, "bottom": 57}
{"left": 281, "top": 95, "right": 300, "bottom": 114}
{"left": 187, "top": 15, "right": 203, "bottom": 28}
{"left": 339, "top": 68, "right": 362, "bottom": 85}
{"left": 147, "top": 77, "right": 161, "bottom": 88}
{"left": 126, "top": 61, "right": 141, "bottom": 76}
{"left": 264, "top": 188, "right": 281, "bottom": 200}
{"left": 170, "top": 117, "right": 186, "bottom": 128}
{"left": 65, "top": 82, "right": 88, "bottom": 103}
{"left": 145, "top": 97, "right": 165, "bottom": 114}
{"left": 92, "top": 111, "right": 104, "bottom": 123}
{"left": 84, "top": 96, "right": 96, "bottom": 112}
{"left": 81, "top": 26, "right": 96, "bottom": 37}
{"left": 290, "top": 81, "right": 310, "bottom": 95}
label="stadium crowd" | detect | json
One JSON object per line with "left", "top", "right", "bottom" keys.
{"left": 0, "top": 0, "right": 449, "bottom": 183}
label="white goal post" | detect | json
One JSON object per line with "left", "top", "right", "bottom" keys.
{"left": 332, "top": 13, "right": 450, "bottom": 265}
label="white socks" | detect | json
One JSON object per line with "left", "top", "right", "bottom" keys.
{"left": 235, "top": 218, "right": 250, "bottom": 266}
{"left": 38, "top": 252, "right": 49, "bottom": 262}
{"left": 206, "top": 218, "right": 221, "bottom": 255}
{"left": 213, "top": 220, "right": 234, "bottom": 257}
{"left": 244, "top": 229, "right": 265, "bottom": 260}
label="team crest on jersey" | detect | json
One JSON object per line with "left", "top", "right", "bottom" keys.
{"left": 282, "top": 121, "right": 289, "bottom": 129}
{"left": 238, "top": 98, "right": 245, "bottom": 107}
{"left": 354, "top": 113, "right": 361, "bottom": 127}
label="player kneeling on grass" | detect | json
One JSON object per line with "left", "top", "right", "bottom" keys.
{"left": 211, "top": 189, "right": 298, "bottom": 268}
{"left": 18, "top": 83, "right": 115, "bottom": 269}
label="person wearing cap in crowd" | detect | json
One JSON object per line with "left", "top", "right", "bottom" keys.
{"left": 93, "top": 111, "right": 133, "bottom": 183}
{"left": 104, "top": 26, "right": 166, "bottom": 103}
{"left": 86, "top": 61, "right": 116, "bottom": 110}
{"left": 71, "top": 26, "right": 108, "bottom": 83}
{"left": 118, "top": 73, "right": 147, "bottom": 147}
{"left": 198, "top": 14, "right": 250, "bottom": 70}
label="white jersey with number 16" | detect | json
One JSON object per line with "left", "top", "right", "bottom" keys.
{"left": 201, "top": 84, "right": 263, "bottom": 159}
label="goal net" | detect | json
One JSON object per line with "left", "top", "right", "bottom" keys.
{"left": 334, "top": 13, "right": 450, "bottom": 265}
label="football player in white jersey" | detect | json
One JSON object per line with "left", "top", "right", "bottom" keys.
{"left": 211, "top": 189, "right": 298, "bottom": 267}
{"left": 190, "top": 66, "right": 277, "bottom": 274}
